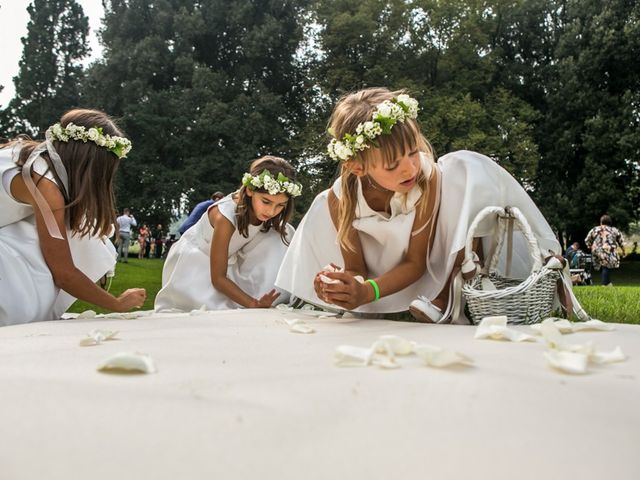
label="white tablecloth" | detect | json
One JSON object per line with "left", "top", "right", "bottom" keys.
{"left": 1, "top": 310, "right": 639, "bottom": 480}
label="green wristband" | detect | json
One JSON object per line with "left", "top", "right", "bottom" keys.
{"left": 366, "top": 279, "right": 380, "bottom": 302}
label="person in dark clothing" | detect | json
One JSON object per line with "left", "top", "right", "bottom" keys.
{"left": 154, "top": 224, "right": 164, "bottom": 259}
{"left": 179, "top": 191, "right": 225, "bottom": 235}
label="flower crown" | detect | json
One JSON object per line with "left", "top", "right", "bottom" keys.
{"left": 242, "top": 169, "right": 302, "bottom": 197}
{"left": 327, "top": 94, "right": 420, "bottom": 162}
{"left": 47, "top": 122, "right": 132, "bottom": 159}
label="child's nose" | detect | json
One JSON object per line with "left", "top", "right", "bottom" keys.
{"left": 400, "top": 155, "right": 417, "bottom": 175}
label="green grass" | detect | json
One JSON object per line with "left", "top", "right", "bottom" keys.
{"left": 68, "top": 258, "right": 165, "bottom": 314}
{"left": 68, "top": 257, "right": 640, "bottom": 324}
{"left": 572, "top": 260, "right": 640, "bottom": 324}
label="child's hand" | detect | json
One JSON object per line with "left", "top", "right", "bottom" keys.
{"left": 115, "top": 288, "right": 147, "bottom": 311}
{"left": 314, "top": 264, "right": 344, "bottom": 301}
{"left": 319, "top": 271, "right": 374, "bottom": 310}
{"left": 252, "top": 289, "right": 281, "bottom": 308}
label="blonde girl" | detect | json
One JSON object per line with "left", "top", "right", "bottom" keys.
{"left": 0, "top": 109, "right": 146, "bottom": 326}
{"left": 155, "top": 156, "right": 301, "bottom": 311}
{"left": 276, "top": 87, "right": 560, "bottom": 322}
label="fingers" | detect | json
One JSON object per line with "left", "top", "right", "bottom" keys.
{"left": 324, "top": 291, "right": 352, "bottom": 303}
{"left": 323, "top": 271, "right": 353, "bottom": 283}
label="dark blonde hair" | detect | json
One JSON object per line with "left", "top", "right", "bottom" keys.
{"left": 234, "top": 155, "right": 296, "bottom": 244}
{"left": 328, "top": 87, "right": 438, "bottom": 250}
{"left": 2, "top": 109, "right": 125, "bottom": 238}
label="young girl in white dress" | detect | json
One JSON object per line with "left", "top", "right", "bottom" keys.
{"left": 275, "top": 87, "right": 562, "bottom": 321}
{"left": 0, "top": 109, "right": 146, "bottom": 326}
{"left": 155, "top": 156, "right": 302, "bottom": 311}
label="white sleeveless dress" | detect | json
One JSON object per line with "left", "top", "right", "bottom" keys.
{"left": 154, "top": 195, "right": 294, "bottom": 311}
{"left": 0, "top": 147, "right": 117, "bottom": 326}
{"left": 275, "top": 150, "right": 560, "bottom": 314}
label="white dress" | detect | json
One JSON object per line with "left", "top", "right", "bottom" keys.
{"left": 275, "top": 150, "right": 561, "bottom": 314}
{"left": 0, "top": 147, "right": 117, "bottom": 326}
{"left": 154, "top": 195, "right": 294, "bottom": 311}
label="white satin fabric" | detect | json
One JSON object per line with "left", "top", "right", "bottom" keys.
{"left": 276, "top": 150, "right": 561, "bottom": 314}
{"left": 0, "top": 147, "right": 116, "bottom": 326}
{"left": 155, "top": 195, "right": 293, "bottom": 311}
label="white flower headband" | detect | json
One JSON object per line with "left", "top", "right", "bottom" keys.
{"left": 48, "top": 122, "right": 132, "bottom": 159}
{"left": 242, "top": 169, "right": 303, "bottom": 197}
{"left": 327, "top": 94, "right": 420, "bottom": 162}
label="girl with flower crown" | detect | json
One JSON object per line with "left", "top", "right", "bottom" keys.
{"left": 276, "top": 87, "right": 563, "bottom": 322}
{"left": 155, "top": 156, "right": 301, "bottom": 311}
{"left": 0, "top": 109, "right": 146, "bottom": 326}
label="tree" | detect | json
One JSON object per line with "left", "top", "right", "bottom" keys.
{"left": 83, "top": 0, "right": 311, "bottom": 226}
{"left": 0, "top": 0, "right": 89, "bottom": 138}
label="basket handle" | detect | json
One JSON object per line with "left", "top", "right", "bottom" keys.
{"left": 463, "top": 206, "right": 543, "bottom": 275}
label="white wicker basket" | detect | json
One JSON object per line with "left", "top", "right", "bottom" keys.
{"left": 461, "top": 206, "right": 560, "bottom": 325}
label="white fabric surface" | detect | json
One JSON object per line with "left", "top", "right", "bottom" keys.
{"left": 155, "top": 195, "right": 293, "bottom": 311}
{"left": 0, "top": 148, "right": 116, "bottom": 325}
{"left": 1, "top": 310, "right": 638, "bottom": 480}
{"left": 276, "top": 150, "right": 561, "bottom": 314}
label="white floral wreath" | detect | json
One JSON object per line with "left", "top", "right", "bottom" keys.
{"left": 327, "top": 94, "right": 419, "bottom": 162}
{"left": 48, "top": 122, "right": 132, "bottom": 159}
{"left": 242, "top": 170, "right": 302, "bottom": 197}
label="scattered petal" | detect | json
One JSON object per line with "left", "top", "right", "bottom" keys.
{"left": 475, "top": 316, "right": 537, "bottom": 342}
{"left": 415, "top": 344, "right": 473, "bottom": 368}
{"left": 374, "top": 335, "right": 415, "bottom": 355}
{"left": 285, "top": 318, "right": 315, "bottom": 334}
{"left": 77, "top": 310, "right": 97, "bottom": 319}
{"left": 97, "top": 352, "right": 156, "bottom": 374}
{"left": 531, "top": 318, "right": 614, "bottom": 334}
{"left": 590, "top": 346, "right": 626, "bottom": 364}
{"left": 189, "top": 305, "right": 208, "bottom": 316}
{"left": 335, "top": 345, "right": 374, "bottom": 367}
{"left": 79, "top": 329, "right": 119, "bottom": 347}
{"left": 544, "top": 350, "right": 588, "bottom": 374}
{"left": 275, "top": 304, "right": 294, "bottom": 312}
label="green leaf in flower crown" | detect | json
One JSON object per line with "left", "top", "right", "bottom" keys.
{"left": 277, "top": 172, "right": 288, "bottom": 183}
{"left": 112, "top": 144, "right": 124, "bottom": 158}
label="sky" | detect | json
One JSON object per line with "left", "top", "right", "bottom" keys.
{"left": 0, "top": 0, "right": 104, "bottom": 108}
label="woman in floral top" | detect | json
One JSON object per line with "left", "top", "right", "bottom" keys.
{"left": 585, "top": 215, "right": 625, "bottom": 286}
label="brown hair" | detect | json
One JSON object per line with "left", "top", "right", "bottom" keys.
{"left": 328, "top": 87, "right": 438, "bottom": 251}
{"left": 234, "top": 155, "right": 296, "bottom": 244}
{"left": 2, "top": 109, "right": 125, "bottom": 238}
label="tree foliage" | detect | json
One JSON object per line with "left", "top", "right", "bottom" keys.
{"left": 2, "top": 0, "right": 638, "bottom": 241}
{"left": 0, "top": 0, "right": 88, "bottom": 137}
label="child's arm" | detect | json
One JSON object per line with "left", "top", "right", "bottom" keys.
{"left": 13, "top": 173, "right": 146, "bottom": 312}
{"left": 321, "top": 194, "right": 432, "bottom": 310}
{"left": 209, "top": 207, "right": 279, "bottom": 308}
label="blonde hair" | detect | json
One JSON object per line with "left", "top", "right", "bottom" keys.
{"left": 2, "top": 109, "right": 124, "bottom": 238}
{"left": 328, "top": 87, "right": 438, "bottom": 251}
{"left": 234, "top": 155, "right": 296, "bottom": 245}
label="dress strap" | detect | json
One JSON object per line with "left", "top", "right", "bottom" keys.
{"left": 20, "top": 132, "right": 70, "bottom": 240}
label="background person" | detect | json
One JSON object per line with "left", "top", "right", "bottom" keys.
{"left": 116, "top": 208, "right": 136, "bottom": 263}
{"left": 585, "top": 214, "right": 625, "bottom": 286}
{"left": 179, "top": 191, "right": 225, "bottom": 235}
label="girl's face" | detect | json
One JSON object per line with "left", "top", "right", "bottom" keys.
{"left": 248, "top": 190, "right": 289, "bottom": 222}
{"left": 365, "top": 148, "right": 421, "bottom": 193}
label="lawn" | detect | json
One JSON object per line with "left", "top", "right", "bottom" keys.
{"left": 69, "top": 258, "right": 640, "bottom": 324}
{"left": 68, "top": 258, "right": 165, "bottom": 313}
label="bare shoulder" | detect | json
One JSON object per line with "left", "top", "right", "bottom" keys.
{"left": 11, "top": 171, "right": 64, "bottom": 209}
{"left": 208, "top": 204, "right": 235, "bottom": 231}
